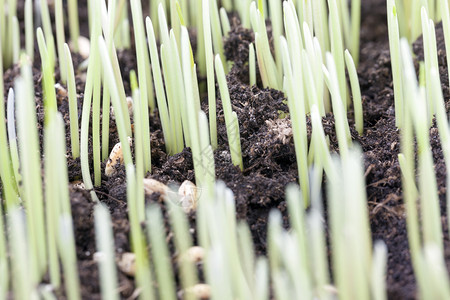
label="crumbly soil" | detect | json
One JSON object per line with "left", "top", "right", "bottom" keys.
{"left": 3, "top": 0, "right": 450, "bottom": 299}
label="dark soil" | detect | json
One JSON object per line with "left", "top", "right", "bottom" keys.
{"left": 356, "top": 0, "right": 413, "bottom": 298}
{"left": 356, "top": 1, "right": 450, "bottom": 299}
{"left": 3, "top": 0, "right": 450, "bottom": 299}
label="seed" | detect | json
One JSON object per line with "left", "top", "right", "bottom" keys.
{"left": 77, "top": 36, "right": 91, "bottom": 59}
{"left": 178, "top": 180, "right": 198, "bottom": 213}
{"left": 105, "top": 137, "right": 132, "bottom": 176}
{"left": 143, "top": 178, "right": 168, "bottom": 198}
{"left": 117, "top": 252, "right": 136, "bottom": 277}
{"left": 179, "top": 284, "right": 211, "bottom": 299}
{"left": 185, "top": 246, "right": 205, "bottom": 263}
{"left": 111, "top": 97, "right": 133, "bottom": 120}
{"left": 70, "top": 180, "right": 85, "bottom": 190}
{"left": 54, "top": 83, "right": 68, "bottom": 98}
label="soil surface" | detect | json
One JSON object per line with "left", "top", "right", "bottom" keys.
{"left": 3, "top": 0, "right": 450, "bottom": 299}
{"left": 357, "top": 1, "right": 450, "bottom": 299}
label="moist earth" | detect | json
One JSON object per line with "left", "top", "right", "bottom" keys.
{"left": 3, "top": 0, "right": 450, "bottom": 299}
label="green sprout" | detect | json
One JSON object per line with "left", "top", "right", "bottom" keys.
{"left": 312, "top": 0, "right": 330, "bottom": 57}
{"left": 100, "top": 0, "right": 116, "bottom": 161}
{"left": 250, "top": 1, "right": 281, "bottom": 89}
{"left": 371, "top": 241, "right": 388, "bottom": 300}
{"left": 129, "top": 75, "right": 145, "bottom": 221}
{"left": 198, "top": 110, "right": 216, "bottom": 194}
{"left": 44, "top": 116, "right": 62, "bottom": 288}
{"left": 181, "top": 26, "right": 204, "bottom": 184}
{"left": 396, "top": 0, "right": 441, "bottom": 42}
{"left": 210, "top": 0, "right": 227, "bottom": 72}
{"left": 0, "top": 0, "right": 4, "bottom": 65}
{"left": 203, "top": 0, "right": 218, "bottom": 149}
{"left": 215, "top": 54, "right": 244, "bottom": 171}
{"left": 236, "top": 0, "right": 252, "bottom": 28}
{"left": 15, "top": 55, "right": 48, "bottom": 282}
{"left": 67, "top": 0, "right": 80, "bottom": 51}
{"left": 8, "top": 209, "right": 36, "bottom": 299}
{"left": 58, "top": 214, "right": 81, "bottom": 300}
{"left": 327, "top": 0, "right": 347, "bottom": 110}
{"left": 421, "top": 7, "right": 438, "bottom": 124}
{"left": 64, "top": 44, "right": 80, "bottom": 158}
{"left": 344, "top": 49, "right": 363, "bottom": 135}
{"left": 94, "top": 204, "right": 120, "bottom": 300}
{"left": 154, "top": 4, "right": 186, "bottom": 154}
{"left": 98, "top": 36, "right": 133, "bottom": 175}
{"left": 166, "top": 193, "right": 198, "bottom": 300}
{"left": 387, "top": 0, "right": 404, "bottom": 128}
{"left": 400, "top": 38, "right": 442, "bottom": 251}
{"left": 36, "top": 27, "right": 57, "bottom": 123}
{"left": 328, "top": 148, "right": 374, "bottom": 300}
{"left": 11, "top": 17, "right": 19, "bottom": 64}
{"left": 79, "top": 0, "right": 102, "bottom": 192}
{"left": 0, "top": 116, "right": 7, "bottom": 299}
{"left": 116, "top": 4, "right": 131, "bottom": 49}
{"left": 2, "top": 0, "right": 18, "bottom": 67}
{"left": 280, "top": 33, "right": 309, "bottom": 205}
{"left": 0, "top": 36, "right": 18, "bottom": 208}
{"left": 125, "top": 165, "right": 155, "bottom": 300}
{"left": 147, "top": 205, "right": 177, "bottom": 300}
{"left": 323, "top": 53, "right": 351, "bottom": 159}
{"left": 268, "top": 0, "right": 283, "bottom": 76}
{"left": 145, "top": 17, "right": 174, "bottom": 153}
{"left": 170, "top": 0, "right": 182, "bottom": 52}
{"left": 6, "top": 89, "right": 20, "bottom": 190}
{"left": 44, "top": 113, "right": 78, "bottom": 296}
{"left": 398, "top": 37, "right": 448, "bottom": 298}
{"left": 55, "top": 0, "right": 67, "bottom": 83}
{"left": 350, "top": 0, "right": 362, "bottom": 64}
{"left": 51, "top": 112, "right": 81, "bottom": 300}
{"left": 249, "top": 43, "right": 256, "bottom": 86}
{"left": 39, "top": 0, "right": 56, "bottom": 66}
{"left": 194, "top": 0, "right": 207, "bottom": 77}
{"left": 220, "top": 7, "right": 231, "bottom": 36}
{"left": 150, "top": 0, "right": 165, "bottom": 41}
{"left": 25, "top": 0, "right": 33, "bottom": 59}
{"left": 130, "top": 0, "right": 153, "bottom": 172}
{"left": 440, "top": 0, "right": 450, "bottom": 88}
{"left": 303, "top": 23, "right": 325, "bottom": 115}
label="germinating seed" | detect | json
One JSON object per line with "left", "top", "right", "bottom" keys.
{"left": 110, "top": 96, "right": 134, "bottom": 121}
{"left": 178, "top": 180, "right": 198, "bottom": 213}
{"left": 143, "top": 178, "right": 168, "bottom": 198}
{"left": 117, "top": 252, "right": 136, "bottom": 277}
{"left": 185, "top": 246, "right": 205, "bottom": 263}
{"left": 179, "top": 283, "right": 211, "bottom": 299}
{"left": 105, "top": 137, "right": 132, "bottom": 176}
{"left": 71, "top": 36, "right": 90, "bottom": 59}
